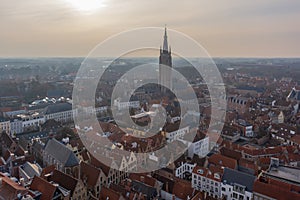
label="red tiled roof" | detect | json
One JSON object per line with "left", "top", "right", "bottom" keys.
{"left": 193, "top": 165, "right": 223, "bottom": 182}
{"left": 291, "top": 134, "right": 300, "bottom": 145}
{"left": 50, "top": 170, "right": 78, "bottom": 196}
{"left": 91, "top": 155, "right": 112, "bottom": 176}
{"left": 220, "top": 147, "right": 242, "bottom": 160}
{"left": 0, "top": 174, "right": 28, "bottom": 199}
{"left": 30, "top": 176, "right": 56, "bottom": 200}
{"left": 3, "top": 150, "right": 11, "bottom": 161}
{"left": 239, "top": 158, "right": 259, "bottom": 174}
{"left": 0, "top": 173, "right": 27, "bottom": 192}
{"left": 80, "top": 149, "right": 90, "bottom": 161}
{"left": 208, "top": 154, "right": 237, "bottom": 169}
{"left": 254, "top": 179, "right": 300, "bottom": 200}
{"left": 40, "top": 165, "right": 56, "bottom": 179}
{"left": 129, "top": 174, "right": 157, "bottom": 187}
{"left": 80, "top": 161, "right": 101, "bottom": 188}
{"left": 258, "top": 157, "right": 271, "bottom": 165}
{"left": 172, "top": 179, "right": 194, "bottom": 200}
{"left": 99, "top": 187, "right": 122, "bottom": 200}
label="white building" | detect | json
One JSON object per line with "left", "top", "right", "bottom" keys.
{"left": 0, "top": 118, "right": 10, "bottom": 134}
{"left": 10, "top": 119, "right": 23, "bottom": 136}
{"left": 18, "top": 112, "right": 45, "bottom": 131}
{"left": 221, "top": 168, "right": 256, "bottom": 200}
{"left": 44, "top": 102, "right": 75, "bottom": 123}
{"left": 166, "top": 126, "right": 189, "bottom": 143}
{"left": 175, "top": 162, "right": 196, "bottom": 179}
{"left": 189, "top": 136, "right": 209, "bottom": 158}
{"left": 192, "top": 165, "right": 223, "bottom": 199}
{"left": 170, "top": 116, "right": 180, "bottom": 123}
{"left": 114, "top": 98, "right": 140, "bottom": 111}
{"left": 4, "top": 109, "right": 26, "bottom": 118}
{"left": 177, "top": 130, "right": 209, "bottom": 158}
{"left": 79, "top": 106, "right": 108, "bottom": 116}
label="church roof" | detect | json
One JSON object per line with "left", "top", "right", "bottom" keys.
{"left": 163, "top": 26, "right": 169, "bottom": 52}
{"left": 44, "top": 138, "right": 79, "bottom": 167}
{"left": 287, "top": 87, "right": 300, "bottom": 101}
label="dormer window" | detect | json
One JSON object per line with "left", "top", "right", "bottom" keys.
{"left": 197, "top": 169, "right": 203, "bottom": 174}
{"left": 214, "top": 173, "right": 220, "bottom": 179}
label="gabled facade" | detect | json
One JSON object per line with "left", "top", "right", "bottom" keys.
{"left": 192, "top": 165, "right": 223, "bottom": 199}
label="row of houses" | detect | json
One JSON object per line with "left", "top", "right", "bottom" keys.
{"left": 0, "top": 103, "right": 108, "bottom": 136}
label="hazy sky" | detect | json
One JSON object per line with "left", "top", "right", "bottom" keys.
{"left": 1, "top": 0, "right": 300, "bottom": 57}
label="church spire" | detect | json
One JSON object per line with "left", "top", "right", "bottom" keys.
{"left": 163, "top": 25, "right": 168, "bottom": 52}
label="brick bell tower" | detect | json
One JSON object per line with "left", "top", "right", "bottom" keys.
{"left": 159, "top": 26, "right": 172, "bottom": 93}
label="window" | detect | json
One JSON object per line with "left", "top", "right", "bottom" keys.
{"left": 233, "top": 193, "right": 238, "bottom": 199}
{"left": 239, "top": 194, "right": 244, "bottom": 200}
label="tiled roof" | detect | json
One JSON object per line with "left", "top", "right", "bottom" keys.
{"left": 287, "top": 87, "right": 300, "bottom": 101}
{"left": 238, "top": 158, "right": 258, "bottom": 175}
{"left": 222, "top": 168, "right": 256, "bottom": 192}
{"left": 173, "top": 154, "right": 187, "bottom": 168}
{"left": 80, "top": 161, "right": 101, "bottom": 188}
{"left": 0, "top": 132, "right": 14, "bottom": 148}
{"left": 291, "top": 134, "right": 300, "bottom": 145}
{"left": 44, "top": 138, "right": 79, "bottom": 167}
{"left": 14, "top": 146, "right": 26, "bottom": 157}
{"left": 131, "top": 179, "right": 157, "bottom": 198}
{"left": 192, "top": 165, "right": 223, "bottom": 182}
{"left": 190, "top": 154, "right": 206, "bottom": 167}
{"left": 80, "top": 149, "right": 90, "bottom": 162}
{"left": 3, "top": 150, "right": 11, "bottom": 161}
{"left": 44, "top": 102, "right": 72, "bottom": 115}
{"left": 152, "top": 173, "right": 175, "bottom": 193}
{"left": 208, "top": 154, "right": 237, "bottom": 169}
{"left": 99, "top": 186, "right": 122, "bottom": 200}
{"left": 254, "top": 178, "right": 300, "bottom": 200}
{"left": 50, "top": 170, "right": 78, "bottom": 196}
{"left": 0, "top": 173, "right": 27, "bottom": 199}
{"left": 129, "top": 174, "right": 157, "bottom": 187}
{"left": 220, "top": 147, "right": 242, "bottom": 161}
{"left": 90, "top": 155, "right": 112, "bottom": 176}
{"left": 21, "top": 161, "right": 42, "bottom": 178}
{"left": 172, "top": 179, "right": 194, "bottom": 200}
{"left": 30, "top": 176, "right": 56, "bottom": 200}
{"left": 40, "top": 165, "right": 55, "bottom": 178}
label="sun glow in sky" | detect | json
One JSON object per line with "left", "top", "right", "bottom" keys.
{"left": 1, "top": 0, "right": 300, "bottom": 57}
{"left": 65, "top": 0, "right": 106, "bottom": 12}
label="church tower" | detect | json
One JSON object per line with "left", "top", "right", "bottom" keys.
{"left": 159, "top": 26, "right": 172, "bottom": 93}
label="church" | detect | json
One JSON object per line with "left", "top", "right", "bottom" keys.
{"left": 159, "top": 26, "right": 173, "bottom": 93}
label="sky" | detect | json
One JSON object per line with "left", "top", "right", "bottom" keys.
{"left": 0, "top": 0, "right": 300, "bottom": 57}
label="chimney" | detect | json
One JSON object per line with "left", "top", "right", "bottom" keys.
{"left": 270, "top": 157, "right": 279, "bottom": 169}
{"left": 165, "top": 181, "right": 169, "bottom": 193}
{"left": 44, "top": 173, "right": 52, "bottom": 182}
{"left": 138, "top": 192, "right": 143, "bottom": 199}
{"left": 19, "top": 178, "right": 25, "bottom": 186}
{"left": 140, "top": 176, "right": 145, "bottom": 183}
